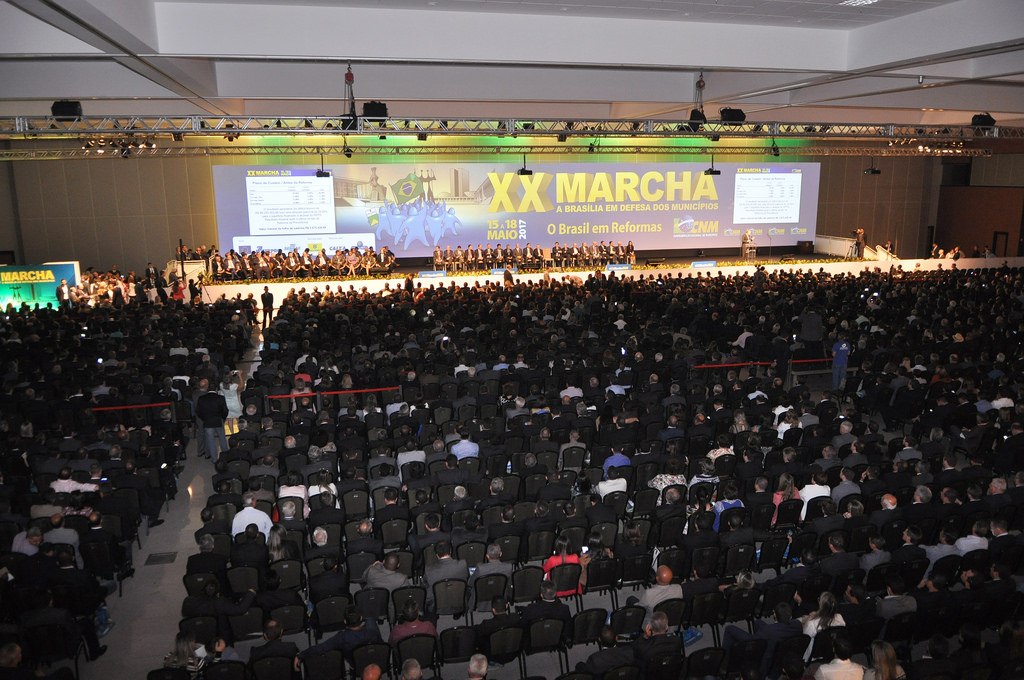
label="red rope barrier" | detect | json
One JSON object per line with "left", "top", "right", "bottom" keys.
{"left": 692, "top": 361, "right": 772, "bottom": 370}
{"left": 266, "top": 386, "right": 402, "bottom": 400}
{"left": 791, "top": 357, "right": 835, "bottom": 365}
{"left": 88, "top": 401, "right": 172, "bottom": 412}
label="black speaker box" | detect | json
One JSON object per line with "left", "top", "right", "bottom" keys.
{"left": 51, "top": 100, "right": 83, "bottom": 121}
{"left": 685, "top": 108, "right": 706, "bottom": 133}
{"left": 362, "top": 101, "right": 388, "bottom": 118}
{"left": 720, "top": 108, "right": 746, "bottom": 123}
{"left": 971, "top": 113, "right": 995, "bottom": 128}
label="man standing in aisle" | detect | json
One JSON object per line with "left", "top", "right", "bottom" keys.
{"left": 831, "top": 332, "right": 852, "bottom": 393}
{"left": 196, "top": 379, "right": 229, "bottom": 464}
{"left": 260, "top": 286, "right": 274, "bottom": 329}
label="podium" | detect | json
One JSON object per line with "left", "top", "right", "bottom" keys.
{"left": 742, "top": 243, "right": 757, "bottom": 259}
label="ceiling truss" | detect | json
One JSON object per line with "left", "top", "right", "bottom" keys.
{"left": 1, "top": 115, "right": 1018, "bottom": 141}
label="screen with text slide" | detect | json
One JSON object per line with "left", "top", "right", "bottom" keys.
{"left": 212, "top": 162, "right": 821, "bottom": 257}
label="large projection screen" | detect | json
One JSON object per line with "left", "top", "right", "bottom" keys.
{"left": 213, "top": 162, "right": 820, "bottom": 257}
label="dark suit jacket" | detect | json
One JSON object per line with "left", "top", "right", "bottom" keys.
{"left": 584, "top": 644, "right": 636, "bottom": 677}
{"left": 248, "top": 638, "right": 299, "bottom": 664}
{"left": 196, "top": 392, "right": 229, "bottom": 428}
{"left": 521, "top": 597, "right": 572, "bottom": 634}
{"left": 633, "top": 633, "right": 682, "bottom": 669}
{"left": 819, "top": 550, "right": 860, "bottom": 577}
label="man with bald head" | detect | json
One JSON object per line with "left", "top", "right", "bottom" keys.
{"left": 634, "top": 565, "right": 682, "bottom": 626}
{"left": 363, "top": 553, "right": 412, "bottom": 593}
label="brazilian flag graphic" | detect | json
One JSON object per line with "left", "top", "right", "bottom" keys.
{"left": 390, "top": 172, "right": 425, "bottom": 205}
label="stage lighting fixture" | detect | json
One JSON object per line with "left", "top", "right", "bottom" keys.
{"left": 121, "top": 148, "right": 131, "bottom": 158}
{"left": 517, "top": 154, "right": 533, "bottom": 176}
{"left": 82, "top": 141, "right": 93, "bottom": 150}
{"left": 864, "top": 157, "right": 881, "bottom": 175}
{"left": 325, "top": 121, "right": 335, "bottom": 129}
{"left": 417, "top": 133, "right": 428, "bottom": 141}
{"left": 704, "top": 155, "right": 720, "bottom": 176}
{"left": 588, "top": 142, "right": 596, "bottom": 153}
{"left": 172, "top": 132, "right": 184, "bottom": 142}
{"left": 316, "top": 169, "right": 331, "bottom": 178}
{"left": 557, "top": 133, "right": 567, "bottom": 143}
{"left": 770, "top": 140, "right": 780, "bottom": 157}
{"left": 303, "top": 119, "right": 313, "bottom": 128}
{"left": 343, "top": 143, "right": 353, "bottom": 159}
{"left": 379, "top": 135, "right": 387, "bottom": 140}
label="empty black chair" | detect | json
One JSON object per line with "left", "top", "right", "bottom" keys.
{"left": 251, "top": 656, "right": 294, "bottom": 680}
{"left": 726, "top": 638, "right": 767, "bottom": 676}
{"left": 432, "top": 578, "right": 467, "bottom": 618}
{"left": 439, "top": 626, "right": 476, "bottom": 664}
{"left": 395, "top": 634, "right": 438, "bottom": 676}
{"left": 609, "top": 605, "right": 646, "bottom": 639}
{"left": 298, "top": 650, "right": 342, "bottom": 680}
{"left": 523, "top": 618, "right": 568, "bottom": 675}
{"left": 486, "top": 626, "right": 524, "bottom": 666}
{"left": 202, "top": 660, "right": 248, "bottom": 680}
{"left": 513, "top": 565, "right": 544, "bottom": 604}
{"left": 584, "top": 557, "right": 620, "bottom": 607}
{"left": 392, "top": 585, "right": 427, "bottom": 625}
{"left": 470, "top": 574, "right": 508, "bottom": 620}
{"left": 354, "top": 587, "right": 390, "bottom": 623}
{"left": 769, "top": 634, "right": 811, "bottom": 678}
{"left": 571, "top": 608, "right": 608, "bottom": 648}
{"left": 147, "top": 669, "right": 191, "bottom": 680}
{"left": 351, "top": 643, "right": 391, "bottom": 679}
{"left": 686, "top": 647, "right": 725, "bottom": 678}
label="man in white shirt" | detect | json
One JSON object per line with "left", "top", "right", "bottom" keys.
{"left": 955, "top": 520, "right": 989, "bottom": 555}
{"left": 814, "top": 629, "right": 865, "bottom": 680}
{"left": 231, "top": 492, "right": 273, "bottom": 539}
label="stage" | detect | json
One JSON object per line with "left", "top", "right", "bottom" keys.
{"left": 202, "top": 254, "right": 1021, "bottom": 305}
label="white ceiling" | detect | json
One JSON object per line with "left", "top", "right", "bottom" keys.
{"left": 0, "top": 0, "right": 1022, "bottom": 126}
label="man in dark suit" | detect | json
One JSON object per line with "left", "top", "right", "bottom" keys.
{"left": 230, "top": 524, "right": 269, "bottom": 570}
{"left": 308, "top": 556, "right": 349, "bottom": 604}
{"left": 818, "top": 533, "right": 860, "bottom": 577}
{"left": 195, "top": 380, "right": 229, "bottom": 463}
{"left": 249, "top": 619, "right": 299, "bottom": 670}
{"left": 307, "top": 492, "right": 346, "bottom": 528}
{"left": 890, "top": 526, "right": 927, "bottom": 564}
{"left": 633, "top": 612, "right": 682, "bottom": 671}
{"left": 520, "top": 581, "right": 572, "bottom": 635}
{"left": 295, "top": 610, "right": 381, "bottom": 668}
{"left": 423, "top": 541, "right": 468, "bottom": 612}
{"left": 79, "top": 511, "right": 129, "bottom": 571}
{"left": 581, "top": 626, "right": 635, "bottom": 677}
{"left": 186, "top": 533, "right": 229, "bottom": 587}
{"left": 347, "top": 520, "right": 384, "bottom": 560}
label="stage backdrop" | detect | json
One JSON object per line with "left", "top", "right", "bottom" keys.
{"left": 213, "top": 162, "right": 821, "bottom": 257}
{"left": 0, "top": 261, "right": 80, "bottom": 309}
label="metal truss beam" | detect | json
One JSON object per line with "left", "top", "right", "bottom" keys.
{"left": 0, "top": 144, "right": 992, "bottom": 161}
{"left": 1, "top": 115, "right": 1019, "bottom": 141}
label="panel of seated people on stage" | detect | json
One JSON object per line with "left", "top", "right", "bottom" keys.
{"left": 433, "top": 242, "right": 636, "bottom": 272}
{"left": 209, "top": 246, "right": 397, "bottom": 281}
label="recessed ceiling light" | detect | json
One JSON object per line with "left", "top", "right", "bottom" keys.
{"left": 838, "top": 0, "right": 881, "bottom": 6}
